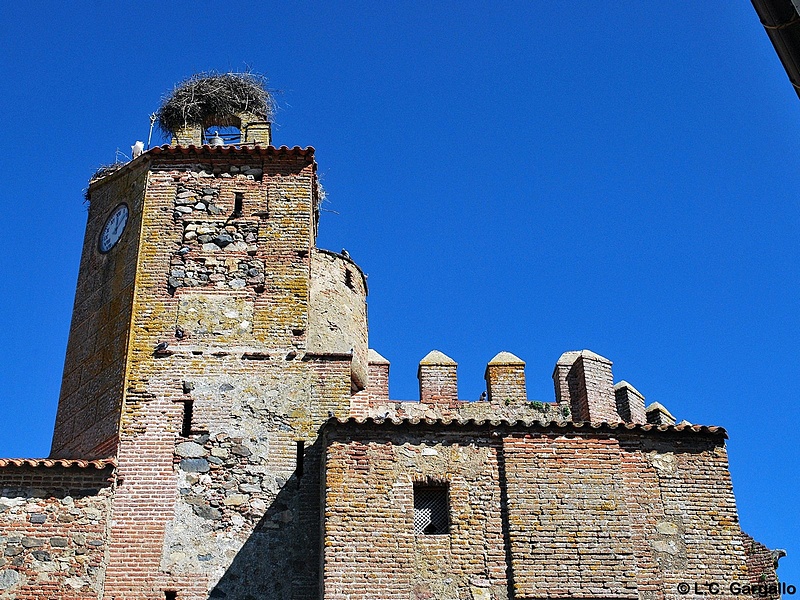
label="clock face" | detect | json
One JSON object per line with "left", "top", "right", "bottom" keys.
{"left": 99, "top": 204, "right": 129, "bottom": 253}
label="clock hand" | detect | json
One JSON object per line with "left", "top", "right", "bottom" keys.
{"left": 113, "top": 213, "right": 125, "bottom": 235}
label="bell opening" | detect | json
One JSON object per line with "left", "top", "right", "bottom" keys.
{"left": 202, "top": 125, "right": 241, "bottom": 146}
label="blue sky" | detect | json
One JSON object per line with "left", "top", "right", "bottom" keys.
{"left": 0, "top": 1, "right": 797, "bottom": 585}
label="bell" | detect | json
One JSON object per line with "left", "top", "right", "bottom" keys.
{"left": 209, "top": 131, "right": 224, "bottom": 147}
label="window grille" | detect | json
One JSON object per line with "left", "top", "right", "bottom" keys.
{"left": 414, "top": 485, "right": 449, "bottom": 535}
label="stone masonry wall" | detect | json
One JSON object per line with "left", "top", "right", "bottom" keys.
{"left": 0, "top": 465, "right": 113, "bottom": 600}
{"left": 308, "top": 249, "right": 368, "bottom": 390}
{"left": 366, "top": 397, "right": 568, "bottom": 423}
{"left": 32, "top": 130, "right": 777, "bottom": 600}
{"left": 149, "top": 357, "right": 351, "bottom": 599}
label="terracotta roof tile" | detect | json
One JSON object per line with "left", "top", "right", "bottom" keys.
{"left": 325, "top": 416, "right": 726, "bottom": 438}
{"left": 0, "top": 458, "right": 117, "bottom": 469}
{"left": 148, "top": 144, "right": 314, "bottom": 158}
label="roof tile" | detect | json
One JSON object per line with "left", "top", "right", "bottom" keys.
{"left": 0, "top": 458, "right": 117, "bottom": 469}
{"left": 324, "top": 416, "right": 726, "bottom": 437}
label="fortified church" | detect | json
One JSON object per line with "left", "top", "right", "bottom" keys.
{"left": 0, "top": 74, "right": 784, "bottom": 600}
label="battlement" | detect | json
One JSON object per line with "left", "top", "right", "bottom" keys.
{"left": 356, "top": 348, "right": 677, "bottom": 426}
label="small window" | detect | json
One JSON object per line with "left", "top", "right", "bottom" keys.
{"left": 414, "top": 484, "right": 449, "bottom": 535}
{"left": 233, "top": 192, "right": 244, "bottom": 217}
{"left": 181, "top": 401, "right": 194, "bottom": 437}
{"left": 296, "top": 440, "right": 305, "bottom": 477}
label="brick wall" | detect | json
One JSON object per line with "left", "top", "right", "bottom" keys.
{"left": 418, "top": 351, "right": 458, "bottom": 405}
{"left": 323, "top": 429, "right": 507, "bottom": 600}
{"left": 741, "top": 532, "right": 783, "bottom": 600}
{"left": 323, "top": 420, "right": 763, "bottom": 600}
{"left": 484, "top": 352, "right": 526, "bottom": 406}
{"left": 363, "top": 350, "right": 568, "bottom": 422}
{"left": 615, "top": 380, "right": 647, "bottom": 423}
{"left": 363, "top": 348, "right": 686, "bottom": 425}
{"left": 503, "top": 433, "right": 637, "bottom": 598}
{"left": 554, "top": 350, "right": 620, "bottom": 422}
{"left": 28, "top": 133, "right": 779, "bottom": 600}
{"left": 643, "top": 435, "right": 750, "bottom": 594}
{"left": 51, "top": 162, "right": 149, "bottom": 459}
{"left": 366, "top": 350, "right": 390, "bottom": 403}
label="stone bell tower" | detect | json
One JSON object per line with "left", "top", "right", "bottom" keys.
{"left": 50, "top": 73, "right": 369, "bottom": 598}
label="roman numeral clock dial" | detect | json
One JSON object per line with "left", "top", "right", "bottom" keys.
{"left": 99, "top": 204, "right": 129, "bottom": 253}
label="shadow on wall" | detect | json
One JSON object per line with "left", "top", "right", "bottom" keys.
{"left": 207, "top": 438, "right": 323, "bottom": 600}
{"left": 191, "top": 425, "right": 762, "bottom": 600}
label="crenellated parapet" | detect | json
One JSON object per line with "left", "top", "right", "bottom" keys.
{"left": 418, "top": 350, "right": 458, "bottom": 406}
{"left": 553, "top": 349, "right": 618, "bottom": 422}
{"left": 358, "top": 347, "right": 676, "bottom": 425}
{"left": 485, "top": 351, "right": 526, "bottom": 405}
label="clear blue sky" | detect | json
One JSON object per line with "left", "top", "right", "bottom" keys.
{"left": 1, "top": 1, "right": 797, "bottom": 585}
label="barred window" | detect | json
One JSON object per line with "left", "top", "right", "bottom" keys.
{"left": 413, "top": 484, "right": 449, "bottom": 535}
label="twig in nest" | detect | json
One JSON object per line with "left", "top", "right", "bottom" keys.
{"left": 156, "top": 71, "right": 276, "bottom": 136}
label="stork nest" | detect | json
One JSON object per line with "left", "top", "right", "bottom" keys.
{"left": 90, "top": 162, "right": 124, "bottom": 183}
{"left": 84, "top": 163, "right": 124, "bottom": 201}
{"left": 156, "top": 72, "right": 275, "bottom": 136}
